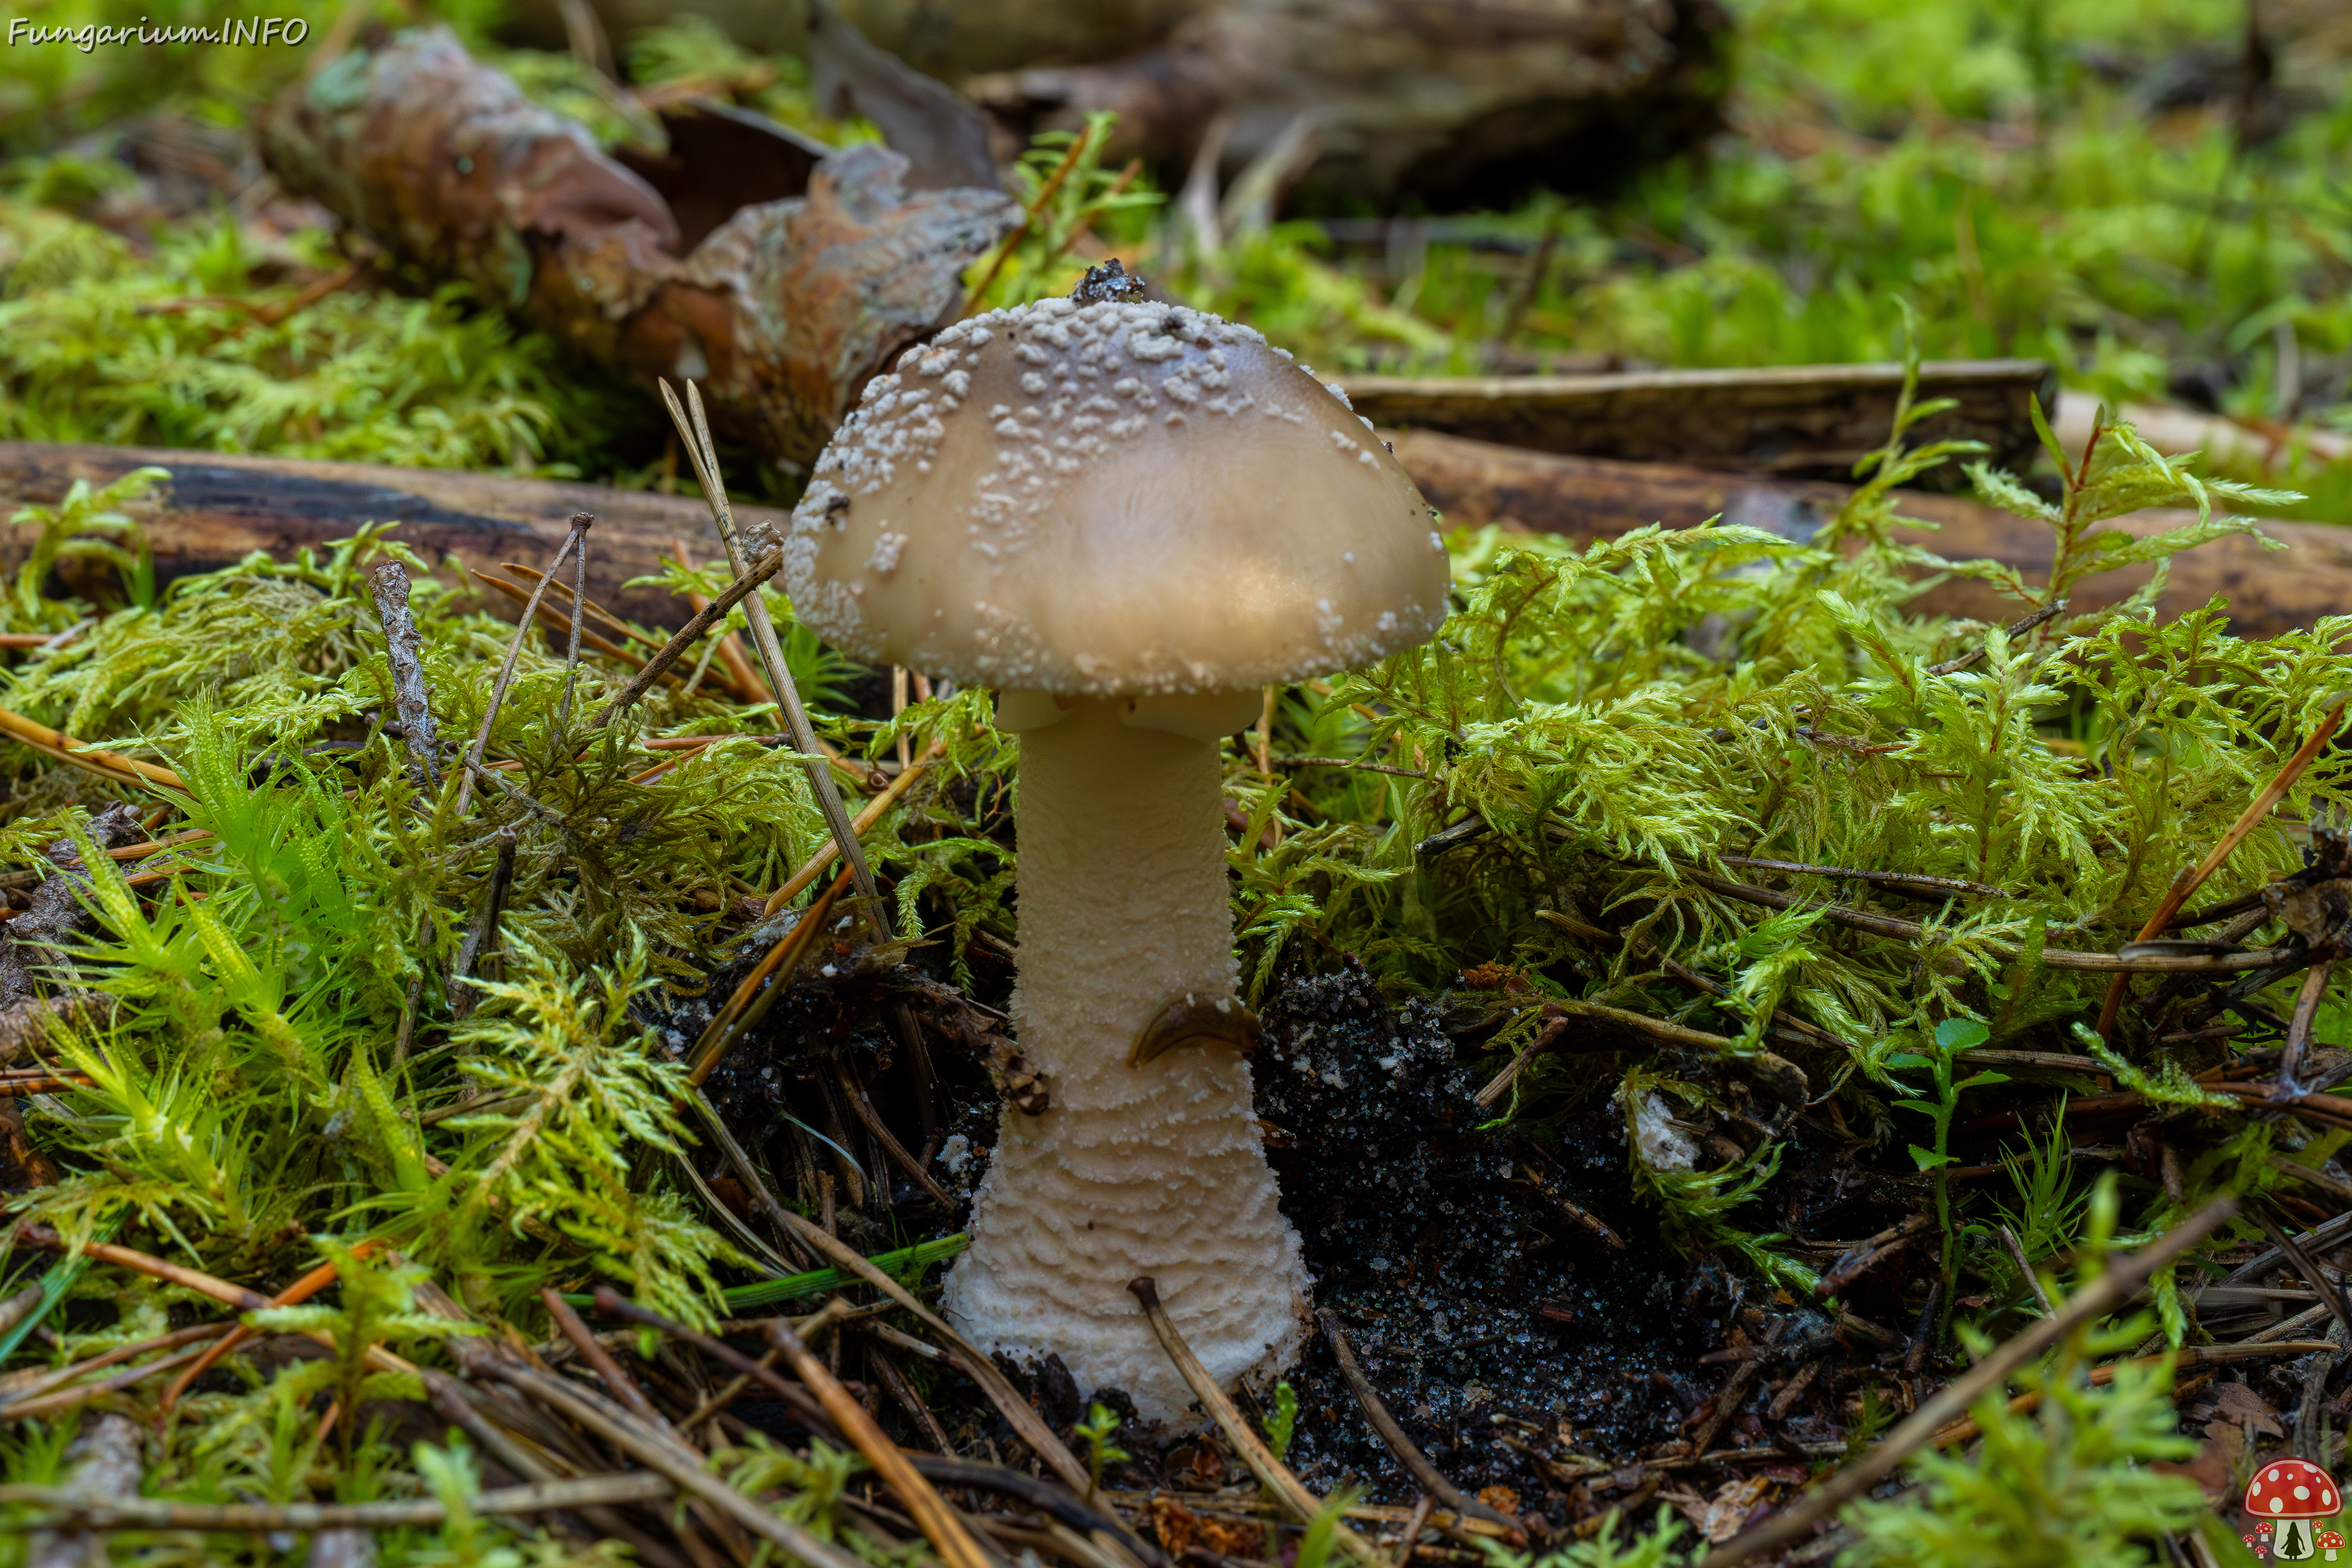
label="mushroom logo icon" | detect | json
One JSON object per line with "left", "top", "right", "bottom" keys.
{"left": 2247, "top": 1459, "right": 2342, "bottom": 1560}
{"left": 2320, "top": 1528, "right": 2344, "bottom": 1560}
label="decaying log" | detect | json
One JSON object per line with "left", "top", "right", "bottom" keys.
{"left": 258, "top": 29, "right": 1015, "bottom": 466}
{"left": 1394, "top": 428, "right": 2351, "bottom": 639}
{"left": 2, "top": 433, "right": 2343, "bottom": 641}
{"left": 503, "top": 0, "right": 1197, "bottom": 82}
{"left": 0, "top": 441, "right": 784, "bottom": 630}
{"left": 2052, "top": 390, "right": 2350, "bottom": 475}
{"left": 1340, "top": 360, "right": 2058, "bottom": 481}
{"left": 968, "top": 0, "right": 1732, "bottom": 208}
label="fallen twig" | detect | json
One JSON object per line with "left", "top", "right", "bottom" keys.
{"left": 590, "top": 543, "right": 784, "bottom": 729}
{"left": 663, "top": 380, "right": 885, "bottom": 936}
{"left": 0, "top": 708, "right": 183, "bottom": 792}
{"left": 2097, "top": 693, "right": 2348, "bottom": 1036}
{"left": 763, "top": 737, "right": 949, "bottom": 914}
{"left": 1131, "top": 1276, "right": 1382, "bottom": 1565}
{"left": 368, "top": 560, "right": 440, "bottom": 790}
{"left": 688, "top": 866, "right": 851, "bottom": 1085}
{"left": 1317, "top": 1310, "right": 1521, "bottom": 1541}
{"left": 1716, "top": 855, "right": 2010, "bottom": 901}
{"left": 486, "top": 1358, "right": 861, "bottom": 1568}
{"left": 1927, "top": 1338, "right": 2335, "bottom": 1448}
{"left": 1683, "top": 869, "right": 2288, "bottom": 971}
{"left": 454, "top": 513, "right": 589, "bottom": 814}
{"left": 1696, "top": 1194, "right": 2235, "bottom": 1567}
{"left": 161, "top": 1243, "right": 374, "bottom": 1416}
{"left": 773, "top": 1210, "right": 1095, "bottom": 1494}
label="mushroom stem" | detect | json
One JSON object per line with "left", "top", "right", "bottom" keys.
{"left": 943, "top": 696, "right": 1309, "bottom": 1423}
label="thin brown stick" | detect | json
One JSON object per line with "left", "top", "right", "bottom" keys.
{"left": 837, "top": 1061, "right": 956, "bottom": 1208}
{"left": 590, "top": 544, "right": 785, "bottom": 729}
{"left": 0, "top": 707, "right": 183, "bottom": 791}
{"left": 1997, "top": 1225, "right": 2055, "bottom": 1316}
{"left": 662, "top": 380, "right": 884, "bottom": 936}
{"left": 961, "top": 132, "right": 1091, "bottom": 316}
{"left": 689, "top": 867, "right": 850, "bottom": 1085}
{"left": 498, "top": 561, "right": 665, "bottom": 652}
{"left": 1684, "top": 869, "right": 2290, "bottom": 971}
{"left": 760, "top": 1313, "right": 992, "bottom": 1568}
{"left": 1517, "top": 1164, "right": 1624, "bottom": 1248}
{"left": 670, "top": 537, "right": 766, "bottom": 703}
{"left": 1923, "top": 595, "right": 2070, "bottom": 675}
{"left": 0, "top": 1077, "right": 89, "bottom": 1097}
{"left": 1471, "top": 1016, "right": 1569, "bottom": 1109}
{"left": 2271, "top": 1153, "right": 2352, "bottom": 1209}
{"left": 2098, "top": 694, "right": 2349, "bottom": 1036}
{"left": 1928, "top": 1338, "right": 2335, "bottom": 1449}
{"left": 162, "top": 1245, "right": 369, "bottom": 1415}
{"left": 543, "top": 1289, "right": 669, "bottom": 1430}
{"left": 483, "top": 1361, "right": 865, "bottom": 1568}
{"left": 680, "top": 1091, "right": 820, "bottom": 1273}
{"left": 447, "top": 826, "right": 518, "bottom": 1020}
{"left": 1696, "top": 1195, "right": 2236, "bottom": 1567}
{"left": 1393, "top": 1496, "right": 1437, "bottom": 1568}
{"left": 1131, "top": 1277, "right": 1381, "bottom": 1564}
{"left": 555, "top": 514, "right": 594, "bottom": 725}
{"left": 1717, "top": 856, "right": 2010, "bottom": 900}
{"left": 455, "top": 514, "right": 587, "bottom": 813}
{"left": 596, "top": 1291, "right": 840, "bottom": 1438}
{"left": 2283, "top": 960, "right": 2335, "bottom": 1090}
{"left": 10, "top": 1226, "right": 414, "bottom": 1379}
{"left": 1318, "top": 1311, "right": 1520, "bottom": 1539}
{"left": 771, "top": 1210, "right": 1095, "bottom": 1494}
{"left": 590, "top": 1288, "right": 984, "bottom": 1568}
{"left": 1, "top": 1337, "right": 228, "bottom": 1422}
{"left": 1273, "top": 756, "right": 1430, "bottom": 780}
{"left": 763, "top": 738, "right": 948, "bottom": 915}
{"left": 869, "top": 1340, "right": 956, "bottom": 1453}
{"left": 0, "top": 1322, "right": 231, "bottom": 1414}
{"left": 471, "top": 573, "right": 679, "bottom": 687}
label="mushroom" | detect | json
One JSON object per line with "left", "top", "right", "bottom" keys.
{"left": 2321, "top": 1528, "right": 2344, "bottom": 1561}
{"left": 783, "top": 286, "right": 1448, "bottom": 1420}
{"left": 2247, "top": 1459, "right": 2340, "bottom": 1561}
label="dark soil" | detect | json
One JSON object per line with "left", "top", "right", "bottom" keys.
{"left": 1250, "top": 960, "right": 1730, "bottom": 1511}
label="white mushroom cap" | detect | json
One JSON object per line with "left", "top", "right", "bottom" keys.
{"left": 783, "top": 297, "right": 1449, "bottom": 695}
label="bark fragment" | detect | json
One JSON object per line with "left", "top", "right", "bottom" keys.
{"left": 258, "top": 29, "right": 1017, "bottom": 466}
{"left": 0, "top": 804, "right": 148, "bottom": 1012}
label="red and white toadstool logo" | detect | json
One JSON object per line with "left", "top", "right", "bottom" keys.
{"left": 2246, "top": 1459, "right": 2343, "bottom": 1561}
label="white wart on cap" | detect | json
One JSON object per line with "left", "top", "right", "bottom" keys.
{"left": 785, "top": 298, "right": 1448, "bottom": 695}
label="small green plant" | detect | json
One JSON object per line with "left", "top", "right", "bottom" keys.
{"left": 1294, "top": 1484, "right": 1366, "bottom": 1568}
{"left": 964, "top": 111, "right": 1164, "bottom": 313}
{"left": 244, "top": 1242, "right": 482, "bottom": 1465}
{"left": 6, "top": 464, "right": 164, "bottom": 625}
{"left": 1478, "top": 1506, "right": 1690, "bottom": 1568}
{"left": 1886, "top": 1017, "right": 2007, "bottom": 1324}
{"left": 1265, "top": 1379, "right": 1300, "bottom": 1462}
{"left": 1074, "top": 1400, "right": 1129, "bottom": 1504}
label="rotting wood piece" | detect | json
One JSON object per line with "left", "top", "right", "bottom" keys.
{"left": 9, "top": 428, "right": 2350, "bottom": 641}
{"left": 1390, "top": 429, "right": 2352, "bottom": 639}
{"left": 1340, "top": 360, "right": 2056, "bottom": 480}
{"left": 257, "top": 29, "right": 1016, "bottom": 466}
{"left": 0, "top": 440, "right": 773, "bottom": 631}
